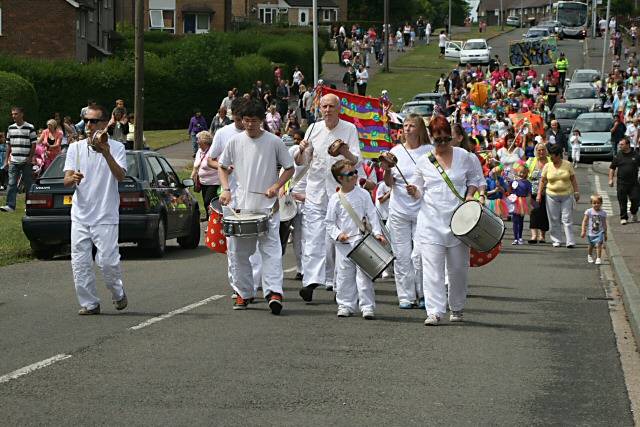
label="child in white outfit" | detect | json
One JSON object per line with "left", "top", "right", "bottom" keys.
{"left": 569, "top": 129, "right": 582, "bottom": 167}
{"left": 326, "top": 159, "right": 387, "bottom": 319}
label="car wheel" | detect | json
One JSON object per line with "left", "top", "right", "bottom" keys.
{"left": 30, "top": 242, "right": 56, "bottom": 260}
{"left": 147, "top": 217, "right": 166, "bottom": 258}
{"left": 177, "top": 211, "right": 201, "bottom": 249}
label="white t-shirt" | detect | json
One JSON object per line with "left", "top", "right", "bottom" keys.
{"left": 569, "top": 135, "right": 582, "bottom": 147}
{"left": 438, "top": 33, "right": 447, "bottom": 48}
{"left": 413, "top": 147, "right": 483, "bottom": 247}
{"left": 389, "top": 143, "right": 432, "bottom": 217}
{"left": 293, "top": 70, "right": 304, "bottom": 85}
{"left": 356, "top": 69, "right": 369, "bottom": 85}
{"left": 375, "top": 181, "right": 390, "bottom": 220}
{"left": 426, "top": 23, "right": 431, "bottom": 35}
{"left": 625, "top": 123, "right": 637, "bottom": 148}
{"left": 325, "top": 186, "right": 382, "bottom": 245}
{"left": 219, "top": 131, "right": 293, "bottom": 211}
{"left": 288, "top": 145, "right": 307, "bottom": 195}
{"left": 208, "top": 122, "right": 244, "bottom": 195}
{"left": 63, "top": 138, "right": 127, "bottom": 226}
{"left": 301, "top": 119, "right": 361, "bottom": 206}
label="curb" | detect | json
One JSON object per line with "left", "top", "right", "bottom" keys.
{"left": 591, "top": 164, "right": 640, "bottom": 343}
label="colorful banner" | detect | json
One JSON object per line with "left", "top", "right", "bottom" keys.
{"left": 508, "top": 37, "right": 557, "bottom": 67}
{"left": 320, "top": 87, "right": 394, "bottom": 159}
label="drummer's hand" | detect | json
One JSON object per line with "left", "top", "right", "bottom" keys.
{"left": 337, "top": 143, "right": 350, "bottom": 158}
{"left": 299, "top": 139, "right": 310, "bottom": 153}
{"left": 337, "top": 233, "right": 349, "bottom": 242}
{"left": 293, "top": 192, "right": 306, "bottom": 202}
{"left": 536, "top": 195, "right": 542, "bottom": 204}
{"left": 465, "top": 194, "right": 476, "bottom": 202}
{"left": 220, "top": 190, "right": 231, "bottom": 206}
{"left": 278, "top": 187, "right": 286, "bottom": 198}
{"left": 406, "top": 184, "right": 420, "bottom": 199}
{"left": 362, "top": 179, "right": 376, "bottom": 191}
{"left": 379, "top": 159, "right": 392, "bottom": 171}
{"left": 265, "top": 184, "right": 278, "bottom": 198}
{"left": 375, "top": 234, "right": 387, "bottom": 245}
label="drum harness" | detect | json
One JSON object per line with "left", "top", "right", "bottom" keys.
{"left": 338, "top": 191, "right": 372, "bottom": 241}
{"left": 427, "top": 151, "right": 465, "bottom": 202}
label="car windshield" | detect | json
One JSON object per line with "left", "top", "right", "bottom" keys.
{"left": 41, "top": 152, "right": 139, "bottom": 179}
{"left": 573, "top": 72, "right": 598, "bottom": 83}
{"left": 565, "top": 87, "right": 595, "bottom": 99}
{"left": 401, "top": 104, "right": 434, "bottom": 116}
{"left": 553, "top": 106, "right": 588, "bottom": 119}
{"left": 574, "top": 118, "right": 613, "bottom": 132}
{"left": 464, "top": 41, "right": 486, "bottom": 50}
{"left": 527, "top": 30, "right": 547, "bottom": 37}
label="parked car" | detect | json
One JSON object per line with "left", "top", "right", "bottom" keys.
{"left": 568, "top": 69, "right": 600, "bottom": 85}
{"left": 523, "top": 27, "right": 551, "bottom": 40}
{"left": 22, "top": 150, "right": 201, "bottom": 259}
{"left": 459, "top": 39, "right": 491, "bottom": 65}
{"left": 538, "top": 20, "right": 561, "bottom": 34}
{"left": 506, "top": 15, "right": 521, "bottom": 27}
{"left": 411, "top": 92, "right": 446, "bottom": 110}
{"left": 444, "top": 40, "right": 463, "bottom": 60}
{"left": 550, "top": 103, "right": 590, "bottom": 135}
{"left": 398, "top": 101, "right": 436, "bottom": 121}
{"left": 563, "top": 83, "right": 600, "bottom": 111}
{"left": 568, "top": 113, "right": 615, "bottom": 161}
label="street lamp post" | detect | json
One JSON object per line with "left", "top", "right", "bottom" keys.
{"left": 312, "top": 0, "right": 318, "bottom": 86}
{"left": 448, "top": 0, "right": 452, "bottom": 34}
{"left": 384, "top": 0, "right": 389, "bottom": 72}
{"left": 600, "top": 0, "right": 611, "bottom": 79}
{"left": 500, "top": 0, "right": 504, "bottom": 30}
{"left": 134, "top": 0, "right": 144, "bottom": 150}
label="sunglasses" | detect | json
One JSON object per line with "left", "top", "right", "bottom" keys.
{"left": 432, "top": 137, "right": 452, "bottom": 144}
{"left": 339, "top": 170, "right": 358, "bottom": 177}
{"left": 84, "top": 118, "right": 105, "bottom": 124}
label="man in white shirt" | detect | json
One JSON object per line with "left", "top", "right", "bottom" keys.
{"left": 294, "top": 93, "right": 361, "bottom": 302}
{"left": 425, "top": 22, "right": 432, "bottom": 44}
{"left": 63, "top": 105, "right": 128, "bottom": 315}
{"left": 598, "top": 18, "right": 607, "bottom": 37}
{"left": 220, "top": 90, "right": 235, "bottom": 118}
{"left": 219, "top": 100, "right": 294, "bottom": 314}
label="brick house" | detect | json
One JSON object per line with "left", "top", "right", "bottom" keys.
{"left": 476, "top": 0, "right": 552, "bottom": 26}
{"left": 234, "top": 0, "right": 347, "bottom": 26}
{"left": 115, "top": 0, "right": 229, "bottom": 34}
{"left": 0, "top": 0, "right": 116, "bottom": 62}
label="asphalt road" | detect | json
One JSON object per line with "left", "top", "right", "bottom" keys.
{"left": 0, "top": 34, "right": 634, "bottom": 425}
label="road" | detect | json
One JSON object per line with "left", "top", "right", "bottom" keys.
{"left": 0, "top": 33, "right": 635, "bottom": 424}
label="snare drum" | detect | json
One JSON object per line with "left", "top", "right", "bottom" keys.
{"left": 450, "top": 200, "right": 505, "bottom": 252}
{"left": 279, "top": 193, "right": 297, "bottom": 222}
{"left": 347, "top": 233, "right": 395, "bottom": 281}
{"left": 223, "top": 212, "right": 270, "bottom": 238}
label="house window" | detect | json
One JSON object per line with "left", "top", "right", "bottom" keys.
{"left": 259, "top": 7, "right": 277, "bottom": 24}
{"left": 149, "top": 0, "right": 176, "bottom": 33}
{"left": 323, "top": 9, "right": 330, "bottom": 21}
{"left": 184, "top": 13, "right": 210, "bottom": 34}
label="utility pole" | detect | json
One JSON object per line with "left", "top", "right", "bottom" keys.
{"left": 312, "top": 0, "right": 318, "bottom": 86}
{"left": 448, "top": 0, "right": 452, "bottom": 35}
{"left": 384, "top": 0, "right": 389, "bottom": 72}
{"left": 592, "top": 0, "right": 597, "bottom": 38}
{"left": 134, "top": 0, "right": 144, "bottom": 150}
{"left": 520, "top": 0, "right": 524, "bottom": 28}
{"left": 600, "top": 0, "right": 611, "bottom": 80}
{"left": 500, "top": 0, "right": 504, "bottom": 30}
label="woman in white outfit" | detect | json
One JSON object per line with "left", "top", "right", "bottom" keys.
{"left": 407, "top": 116, "right": 483, "bottom": 326}
{"left": 381, "top": 114, "right": 432, "bottom": 309}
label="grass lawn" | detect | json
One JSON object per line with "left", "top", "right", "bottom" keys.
{"left": 145, "top": 129, "right": 188, "bottom": 150}
{"left": 322, "top": 50, "right": 340, "bottom": 65}
{"left": 369, "top": 26, "right": 513, "bottom": 107}
{"left": 0, "top": 195, "right": 34, "bottom": 267}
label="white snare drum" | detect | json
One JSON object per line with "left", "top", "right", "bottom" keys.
{"left": 347, "top": 233, "right": 395, "bottom": 281}
{"left": 223, "top": 212, "right": 270, "bottom": 238}
{"left": 279, "top": 193, "right": 297, "bottom": 222}
{"left": 450, "top": 200, "right": 505, "bottom": 252}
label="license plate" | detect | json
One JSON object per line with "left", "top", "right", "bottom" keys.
{"left": 582, "top": 147, "right": 601, "bottom": 153}
{"left": 63, "top": 195, "right": 73, "bottom": 205}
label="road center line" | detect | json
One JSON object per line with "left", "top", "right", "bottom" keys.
{"left": 284, "top": 266, "right": 297, "bottom": 273}
{"left": 0, "top": 354, "right": 72, "bottom": 385}
{"left": 129, "top": 295, "right": 226, "bottom": 331}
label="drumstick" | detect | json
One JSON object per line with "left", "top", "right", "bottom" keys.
{"left": 249, "top": 190, "right": 267, "bottom": 196}
{"left": 395, "top": 165, "right": 409, "bottom": 185}
{"left": 399, "top": 142, "right": 417, "bottom": 165}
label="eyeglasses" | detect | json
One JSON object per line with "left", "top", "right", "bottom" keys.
{"left": 84, "top": 118, "right": 105, "bottom": 124}
{"left": 339, "top": 170, "right": 358, "bottom": 177}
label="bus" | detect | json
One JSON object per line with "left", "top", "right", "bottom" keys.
{"left": 555, "top": 1, "right": 589, "bottom": 38}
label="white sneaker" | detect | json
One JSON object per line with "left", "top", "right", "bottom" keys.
{"left": 621, "top": 219, "right": 628, "bottom": 225}
{"left": 362, "top": 309, "right": 375, "bottom": 320}
{"left": 587, "top": 255, "right": 594, "bottom": 263}
{"left": 517, "top": 239, "right": 525, "bottom": 245}
{"left": 424, "top": 314, "right": 441, "bottom": 326}
{"left": 449, "top": 310, "right": 464, "bottom": 322}
{"left": 552, "top": 242, "right": 561, "bottom": 248}
{"left": 595, "top": 258, "right": 602, "bottom": 265}
{"left": 0, "top": 205, "right": 15, "bottom": 212}
{"left": 337, "top": 307, "right": 352, "bottom": 317}
{"left": 632, "top": 214, "right": 638, "bottom": 222}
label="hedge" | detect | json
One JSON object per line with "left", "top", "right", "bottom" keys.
{"left": 0, "top": 71, "right": 39, "bottom": 131}
{"left": 0, "top": 28, "right": 325, "bottom": 130}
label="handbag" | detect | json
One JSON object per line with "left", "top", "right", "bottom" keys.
{"left": 193, "top": 151, "right": 207, "bottom": 193}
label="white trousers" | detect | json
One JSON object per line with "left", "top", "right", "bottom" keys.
{"left": 545, "top": 194, "right": 575, "bottom": 246}
{"left": 291, "top": 206, "right": 305, "bottom": 274}
{"left": 387, "top": 212, "right": 423, "bottom": 304}
{"left": 325, "top": 234, "right": 336, "bottom": 288}
{"left": 71, "top": 222, "right": 124, "bottom": 309}
{"left": 421, "top": 242, "right": 470, "bottom": 317}
{"left": 226, "top": 239, "right": 262, "bottom": 295}
{"left": 335, "top": 241, "right": 375, "bottom": 313}
{"left": 302, "top": 200, "right": 328, "bottom": 286}
{"left": 229, "top": 214, "right": 282, "bottom": 299}
{"left": 571, "top": 145, "right": 581, "bottom": 163}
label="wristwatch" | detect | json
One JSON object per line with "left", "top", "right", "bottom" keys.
{"left": 222, "top": 188, "right": 231, "bottom": 192}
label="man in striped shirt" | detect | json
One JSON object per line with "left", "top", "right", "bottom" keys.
{"left": 1, "top": 107, "right": 37, "bottom": 212}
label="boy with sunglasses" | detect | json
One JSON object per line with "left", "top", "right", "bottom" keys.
{"left": 326, "top": 159, "right": 387, "bottom": 319}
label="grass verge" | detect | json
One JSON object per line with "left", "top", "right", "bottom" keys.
{"left": 0, "top": 195, "right": 34, "bottom": 267}
{"left": 145, "top": 129, "right": 189, "bottom": 150}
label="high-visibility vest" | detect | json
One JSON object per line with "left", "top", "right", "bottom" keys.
{"left": 556, "top": 58, "right": 568, "bottom": 72}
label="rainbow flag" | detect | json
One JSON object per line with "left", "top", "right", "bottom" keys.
{"left": 320, "top": 87, "right": 393, "bottom": 159}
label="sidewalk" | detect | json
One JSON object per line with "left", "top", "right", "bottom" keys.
{"left": 592, "top": 161, "right": 640, "bottom": 342}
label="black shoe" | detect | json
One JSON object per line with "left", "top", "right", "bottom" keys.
{"left": 538, "top": 239, "right": 546, "bottom": 244}
{"left": 294, "top": 272, "right": 304, "bottom": 281}
{"left": 268, "top": 293, "right": 283, "bottom": 315}
{"left": 566, "top": 244, "right": 575, "bottom": 248}
{"left": 527, "top": 239, "right": 538, "bottom": 244}
{"left": 113, "top": 293, "right": 128, "bottom": 311}
{"left": 299, "top": 284, "right": 319, "bottom": 302}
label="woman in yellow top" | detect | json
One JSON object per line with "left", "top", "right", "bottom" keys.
{"left": 525, "top": 142, "right": 551, "bottom": 243}
{"left": 536, "top": 144, "right": 580, "bottom": 248}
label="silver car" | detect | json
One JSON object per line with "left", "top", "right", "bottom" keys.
{"left": 563, "top": 83, "right": 600, "bottom": 111}
{"left": 568, "top": 69, "right": 600, "bottom": 85}
{"left": 398, "top": 101, "right": 436, "bottom": 121}
{"left": 568, "top": 113, "right": 614, "bottom": 161}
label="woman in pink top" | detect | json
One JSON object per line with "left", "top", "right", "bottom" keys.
{"left": 191, "top": 130, "right": 219, "bottom": 218}
{"left": 38, "top": 119, "right": 63, "bottom": 171}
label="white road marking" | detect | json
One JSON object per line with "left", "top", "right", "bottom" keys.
{"left": 594, "top": 176, "right": 614, "bottom": 215}
{"left": 129, "top": 295, "right": 226, "bottom": 331}
{"left": 284, "top": 266, "right": 298, "bottom": 273}
{"left": 0, "top": 354, "right": 72, "bottom": 384}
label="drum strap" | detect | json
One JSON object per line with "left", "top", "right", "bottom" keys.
{"left": 427, "top": 152, "right": 464, "bottom": 202}
{"left": 338, "top": 191, "right": 371, "bottom": 234}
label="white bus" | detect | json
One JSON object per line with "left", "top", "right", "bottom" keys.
{"left": 555, "top": 1, "right": 588, "bottom": 38}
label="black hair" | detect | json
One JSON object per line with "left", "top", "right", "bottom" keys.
{"left": 331, "top": 159, "right": 356, "bottom": 183}
{"left": 242, "top": 99, "right": 266, "bottom": 120}
{"left": 230, "top": 97, "right": 248, "bottom": 117}
{"left": 292, "top": 129, "right": 305, "bottom": 139}
{"left": 548, "top": 143, "right": 563, "bottom": 157}
{"left": 11, "top": 106, "right": 24, "bottom": 114}
{"left": 86, "top": 104, "right": 109, "bottom": 121}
